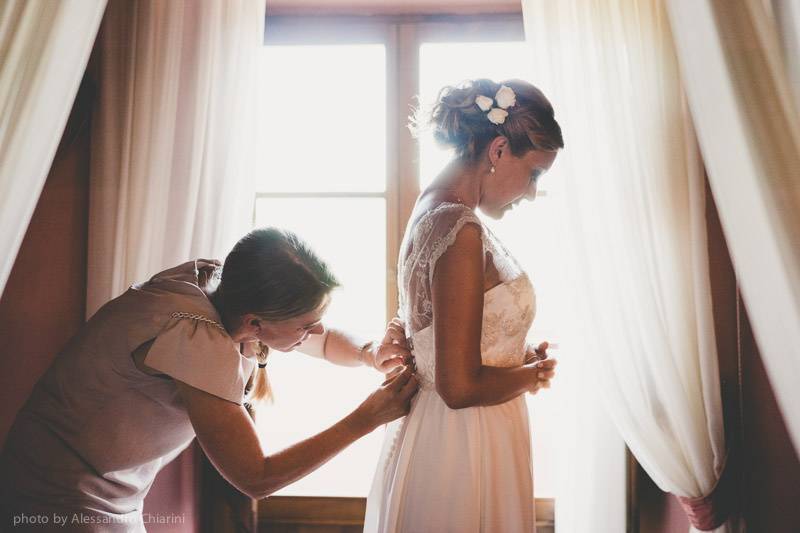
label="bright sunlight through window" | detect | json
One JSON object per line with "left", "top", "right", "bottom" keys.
{"left": 255, "top": 44, "right": 387, "bottom": 497}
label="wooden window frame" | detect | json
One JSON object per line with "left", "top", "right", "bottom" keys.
{"left": 259, "top": 495, "right": 554, "bottom": 532}
{"left": 259, "top": 13, "right": 525, "bottom": 319}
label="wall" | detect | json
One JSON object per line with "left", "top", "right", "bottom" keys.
{"left": 0, "top": 79, "right": 92, "bottom": 446}
{"left": 740, "top": 311, "right": 800, "bottom": 531}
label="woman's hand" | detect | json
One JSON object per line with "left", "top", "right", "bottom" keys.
{"left": 524, "top": 341, "right": 552, "bottom": 364}
{"left": 367, "top": 317, "right": 413, "bottom": 373}
{"left": 352, "top": 366, "right": 418, "bottom": 430}
{"left": 525, "top": 341, "right": 557, "bottom": 395}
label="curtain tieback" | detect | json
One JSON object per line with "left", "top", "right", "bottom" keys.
{"left": 676, "top": 446, "right": 739, "bottom": 530}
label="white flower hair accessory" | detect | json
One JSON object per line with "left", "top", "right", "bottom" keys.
{"left": 495, "top": 85, "right": 516, "bottom": 109}
{"left": 487, "top": 108, "right": 509, "bottom": 125}
{"left": 474, "top": 85, "right": 517, "bottom": 125}
{"left": 475, "top": 95, "right": 494, "bottom": 112}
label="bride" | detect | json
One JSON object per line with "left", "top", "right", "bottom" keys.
{"left": 364, "top": 79, "right": 563, "bottom": 533}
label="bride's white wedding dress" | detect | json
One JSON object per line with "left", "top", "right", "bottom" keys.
{"left": 364, "top": 203, "right": 537, "bottom": 533}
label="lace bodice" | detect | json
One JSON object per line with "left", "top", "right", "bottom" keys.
{"left": 398, "top": 203, "right": 536, "bottom": 388}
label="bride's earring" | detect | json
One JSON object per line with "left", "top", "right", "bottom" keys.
{"left": 490, "top": 165, "right": 496, "bottom": 174}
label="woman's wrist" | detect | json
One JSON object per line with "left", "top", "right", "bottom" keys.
{"left": 343, "top": 405, "right": 375, "bottom": 436}
{"left": 357, "top": 341, "right": 376, "bottom": 368}
{"left": 524, "top": 363, "right": 542, "bottom": 394}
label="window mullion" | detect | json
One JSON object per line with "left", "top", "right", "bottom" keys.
{"left": 396, "top": 22, "right": 421, "bottom": 233}
{"left": 384, "top": 21, "right": 422, "bottom": 321}
{"left": 385, "top": 23, "right": 400, "bottom": 320}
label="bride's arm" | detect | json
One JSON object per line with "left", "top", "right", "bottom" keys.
{"left": 296, "top": 323, "right": 410, "bottom": 372}
{"left": 432, "top": 224, "right": 556, "bottom": 409}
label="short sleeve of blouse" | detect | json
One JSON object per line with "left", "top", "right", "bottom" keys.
{"left": 144, "top": 314, "right": 256, "bottom": 404}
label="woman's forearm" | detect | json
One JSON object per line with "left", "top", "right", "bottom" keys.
{"left": 298, "top": 323, "right": 410, "bottom": 373}
{"left": 296, "top": 328, "right": 371, "bottom": 367}
{"left": 251, "top": 408, "right": 372, "bottom": 498}
{"left": 322, "top": 328, "right": 373, "bottom": 367}
{"left": 250, "top": 366, "right": 417, "bottom": 497}
{"left": 472, "top": 364, "right": 540, "bottom": 406}
{"left": 182, "top": 368, "right": 416, "bottom": 502}
{"left": 438, "top": 363, "right": 539, "bottom": 409}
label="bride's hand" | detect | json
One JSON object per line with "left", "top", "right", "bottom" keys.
{"left": 524, "top": 341, "right": 553, "bottom": 364}
{"left": 369, "top": 317, "right": 413, "bottom": 373}
{"left": 525, "top": 341, "right": 557, "bottom": 394}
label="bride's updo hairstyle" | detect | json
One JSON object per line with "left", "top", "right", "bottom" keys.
{"left": 211, "top": 227, "right": 340, "bottom": 402}
{"left": 415, "top": 78, "right": 563, "bottom": 161}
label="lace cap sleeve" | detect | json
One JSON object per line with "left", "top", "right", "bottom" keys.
{"left": 144, "top": 313, "right": 256, "bottom": 404}
{"left": 423, "top": 204, "right": 484, "bottom": 286}
{"left": 400, "top": 203, "right": 484, "bottom": 333}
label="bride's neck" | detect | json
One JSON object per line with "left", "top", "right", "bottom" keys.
{"left": 425, "top": 158, "right": 484, "bottom": 209}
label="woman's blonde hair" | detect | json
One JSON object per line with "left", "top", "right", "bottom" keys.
{"left": 252, "top": 348, "right": 272, "bottom": 402}
{"left": 212, "top": 227, "right": 339, "bottom": 404}
{"left": 244, "top": 342, "right": 272, "bottom": 406}
{"left": 412, "top": 78, "right": 564, "bottom": 161}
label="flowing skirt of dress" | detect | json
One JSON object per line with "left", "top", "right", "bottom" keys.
{"left": 364, "top": 385, "right": 535, "bottom": 533}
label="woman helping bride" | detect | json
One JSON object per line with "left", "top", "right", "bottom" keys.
{"left": 364, "top": 79, "right": 563, "bottom": 533}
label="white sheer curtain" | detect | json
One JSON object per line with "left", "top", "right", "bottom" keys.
{"left": 88, "top": 0, "right": 265, "bottom": 316}
{"left": 666, "top": 0, "right": 800, "bottom": 460}
{"left": 0, "top": 0, "right": 106, "bottom": 297}
{"left": 771, "top": 0, "right": 800, "bottom": 110}
{"left": 522, "top": 1, "right": 737, "bottom": 531}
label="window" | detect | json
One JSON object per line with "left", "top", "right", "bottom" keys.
{"left": 255, "top": 15, "right": 558, "bottom": 500}
{"left": 254, "top": 39, "right": 390, "bottom": 497}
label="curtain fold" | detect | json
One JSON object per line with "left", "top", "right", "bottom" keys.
{"left": 771, "top": 0, "right": 800, "bottom": 110}
{"left": 88, "top": 0, "right": 265, "bottom": 316}
{"left": 88, "top": 1, "right": 265, "bottom": 529}
{"left": 0, "top": 0, "right": 106, "bottom": 297}
{"left": 665, "top": 0, "right": 800, "bottom": 460}
{"left": 521, "top": 1, "right": 738, "bottom": 531}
